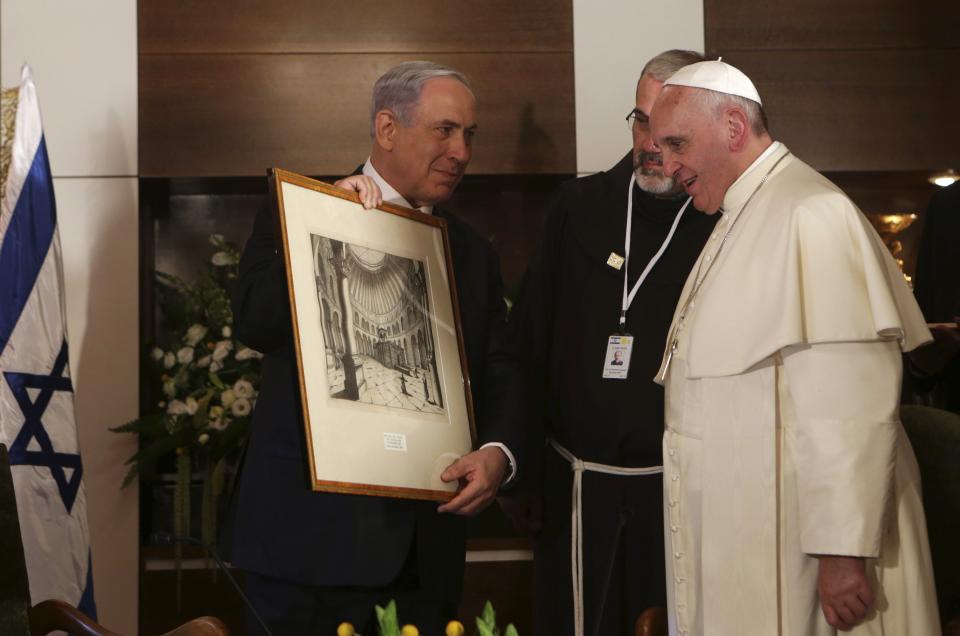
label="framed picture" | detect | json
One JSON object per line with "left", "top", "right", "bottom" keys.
{"left": 270, "top": 168, "right": 476, "bottom": 501}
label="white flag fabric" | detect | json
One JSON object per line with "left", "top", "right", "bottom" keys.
{"left": 0, "top": 65, "right": 95, "bottom": 616}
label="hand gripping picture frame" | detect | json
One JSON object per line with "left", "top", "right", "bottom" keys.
{"left": 270, "top": 168, "right": 476, "bottom": 501}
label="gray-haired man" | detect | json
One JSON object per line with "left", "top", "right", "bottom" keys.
{"left": 230, "top": 61, "right": 522, "bottom": 635}
{"left": 507, "top": 50, "right": 716, "bottom": 636}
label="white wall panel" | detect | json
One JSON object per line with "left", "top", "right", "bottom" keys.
{"left": 2, "top": 1, "right": 139, "bottom": 633}
{"left": 56, "top": 176, "right": 139, "bottom": 635}
{"left": 1, "top": 1, "right": 137, "bottom": 177}
{"left": 573, "top": 1, "right": 704, "bottom": 174}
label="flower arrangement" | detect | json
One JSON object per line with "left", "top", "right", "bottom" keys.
{"left": 111, "top": 234, "right": 261, "bottom": 549}
{"left": 336, "top": 601, "right": 518, "bottom": 636}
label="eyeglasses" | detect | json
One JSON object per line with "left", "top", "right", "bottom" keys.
{"left": 625, "top": 107, "right": 648, "bottom": 131}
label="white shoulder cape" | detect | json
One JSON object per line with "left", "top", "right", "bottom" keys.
{"left": 658, "top": 145, "right": 931, "bottom": 380}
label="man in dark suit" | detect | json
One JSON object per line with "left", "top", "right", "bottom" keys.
{"left": 229, "top": 61, "right": 522, "bottom": 635}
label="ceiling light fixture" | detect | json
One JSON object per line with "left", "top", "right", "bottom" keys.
{"left": 928, "top": 169, "right": 959, "bottom": 187}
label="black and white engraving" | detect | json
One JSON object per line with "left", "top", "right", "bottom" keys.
{"left": 312, "top": 234, "right": 444, "bottom": 415}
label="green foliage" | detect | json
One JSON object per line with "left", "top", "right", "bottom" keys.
{"left": 374, "top": 600, "right": 400, "bottom": 636}
{"left": 476, "top": 600, "right": 518, "bottom": 636}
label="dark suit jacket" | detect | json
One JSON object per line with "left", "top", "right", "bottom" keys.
{"left": 227, "top": 180, "right": 522, "bottom": 599}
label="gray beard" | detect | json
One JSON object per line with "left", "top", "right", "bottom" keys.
{"left": 634, "top": 168, "right": 683, "bottom": 197}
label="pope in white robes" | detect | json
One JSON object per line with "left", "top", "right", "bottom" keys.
{"left": 647, "top": 61, "right": 942, "bottom": 635}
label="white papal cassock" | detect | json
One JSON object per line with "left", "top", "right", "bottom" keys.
{"left": 656, "top": 143, "right": 941, "bottom": 635}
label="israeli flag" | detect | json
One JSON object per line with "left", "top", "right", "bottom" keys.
{"left": 0, "top": 66, "right": 95, "bottom": 616}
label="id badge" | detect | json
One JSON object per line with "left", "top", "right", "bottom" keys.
{"left": 602, "top": 334, "right": 634, "bottom": 379}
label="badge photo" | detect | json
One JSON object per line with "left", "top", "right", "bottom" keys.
{"left": 602, "top": 334, "right": 634, "bottom": 379}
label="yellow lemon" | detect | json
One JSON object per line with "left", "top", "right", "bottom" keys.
{"left": 445, "top": 620, "right": 465, "bottom": 636}
{"left": 400, "top": 625, "right": 420, "bottom": 636}
{"left": 336, "top": 622, "right": 355, "bottom": 636}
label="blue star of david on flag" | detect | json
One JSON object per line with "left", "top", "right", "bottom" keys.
{"left": 0, "top": 65, "right": 95, "bottom": 617}
{"left": 5, "top": 340, "right": 83, "bottom": 514}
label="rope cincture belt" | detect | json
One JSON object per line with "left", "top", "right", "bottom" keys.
{"left": 549, "top": 439, "right": 663, "bottom": 636}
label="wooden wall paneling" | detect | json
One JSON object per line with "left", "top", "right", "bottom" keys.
{"left": 705, "top": 0, "right": 958, "bottom": 271}
{"left": 459, "top": 560, "right": 533, "bottom": 635}
{"left": 139, "top": 53, "right": 368, "bottom": 177}
{"left": 139, "top": 0, "right": 572, "bottom": 54}
{"left": 713, "top": 49, "right": 960, "bottom": 172}
{"left": 446, "top": 175, "right": 568, "bottom": 288}
{"left": 139, "top": 53, "right": 575, "bottom": 177}
{"left": 704, "top": 0, "right": 959, "bottom": 50}
{"left": 140, "top": 559, "right": 247, "bottom": 634}
{"left": 826, "top": 172, "right": 940, "bottom": 217}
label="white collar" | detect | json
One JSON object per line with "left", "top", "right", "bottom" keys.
{"left": 728, "top": 141, "right": 782, "bottom": 191}
{"left": 362, "top": 158, "right": 433, "bottom": 215}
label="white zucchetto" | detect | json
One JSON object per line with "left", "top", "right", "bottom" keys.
{"left": 664, "top": 60, "right": 762, "bottom": 105}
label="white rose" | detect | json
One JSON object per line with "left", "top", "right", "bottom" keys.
{"left": 166, "top": 400, "right": 189, "bottom": 415}
{"left": 209, "top": 416, "right": 228, "bottom": 431}
{"left": 183, "top": 323, "right": 207, "bottom": 347}
{"left": 209, "top": 405, "right": 224, "bottom": 419}
{"left": 176, "top": 346, "right": 195, "bottom": 365}
{"left": 222, "top": 325, "right": 232, "bottom": 338}
{"left": 184, "top": 324, "right": 208, "bottom": 347}
{"left": 196, "top": 355, "right": 212, "bottom": 368}
{"left": 235, "top": 347, "right": 263, "bottom": 361}
{"left": 212, "top": 339, "right": 233, "bottom": 362}
{"left": 162, "top": 379, "right": 176, "bottom": 398}
{"left": 211, "top": 251, "right": 236, "bottom": 266}
{"left": 220, "top": 389, "right": 236, "bottom": 408}
{"left": 185, "top": 396, "right": 199, "bottom": 415}
{"left": 231, "top": 397, "right": 252, "bottom": 417}
{"left": 210, "top": 360, "right": 223, "bottom": 373}
{"left": 197, "top": 432, "right": 210, "bottom": 445}
{"left": 163, "top": 352, "right": 176, "bottom": 369}
{"left": 151, "top": 347, "right": 165, "bottom": 361}
{"left": 233, "top": 379, "right": 255, "bottom": 399}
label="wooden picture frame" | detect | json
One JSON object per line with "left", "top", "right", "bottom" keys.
{"left": 270, "top": 168, "right": 476, "bottom": 501}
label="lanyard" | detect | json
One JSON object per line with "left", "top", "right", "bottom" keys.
{"left": 619, "top": 173, "right": 692, "bottom": 330}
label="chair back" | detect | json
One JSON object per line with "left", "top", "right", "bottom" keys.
{"left": 635, "top": 607, "right": 667, "bottom": 636}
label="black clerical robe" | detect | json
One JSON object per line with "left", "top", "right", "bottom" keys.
{"left": 512, "top": 151, "right": 716, "bottom": 636}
